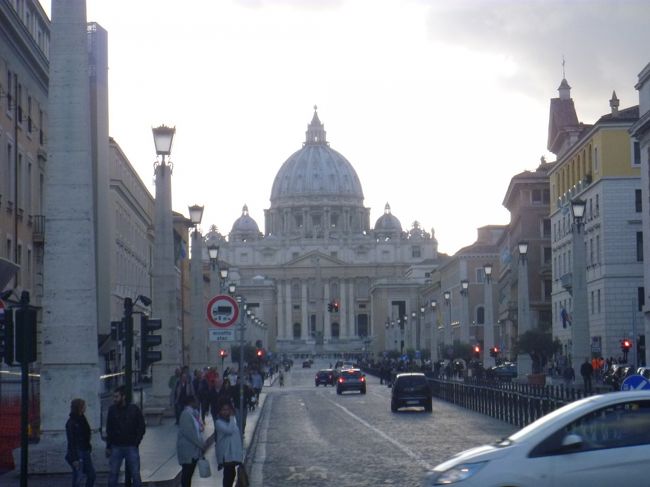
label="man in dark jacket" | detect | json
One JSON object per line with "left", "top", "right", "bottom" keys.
{"left": 106, "top": 386, "right": 146, "bottom": 487}
{"left": 580, "top": 358, "right": 594, "bottom": 393}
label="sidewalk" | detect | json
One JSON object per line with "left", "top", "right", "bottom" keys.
{"left": 0, "top": 375, "right": 276, "bottom": 486}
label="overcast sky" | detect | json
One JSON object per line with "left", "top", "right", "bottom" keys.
{"left": 47, "top": 0, "right": 650, "bottom": 254}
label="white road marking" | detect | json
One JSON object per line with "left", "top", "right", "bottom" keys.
{"left": 329, "top": 399, "right": 434, "bottom": 470}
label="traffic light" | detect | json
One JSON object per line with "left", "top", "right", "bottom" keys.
{"left": 490, "top": 346, "right": 499, "bottom": 358}
{"left": 621, "top": 338, "right": 632, "bottom": 361}
{"left": 256, "top": 348, "right": 264, "bottom": 359}
{"left": 219, "top": 349, "right": 227, "bottom": 359}
{"left": 0, "top": 305, "right": 14, "bottom": 365}
{"left": 332, "top": 300, "right": 339, "bottom": 313}
{"left": 140, "top": 315, "right": 162, "bottom": 373}
{"left": 473, "top": 345, "right": 480, "bottom": 359}
{"left": 14, "top": 307, "right": 37, "bottom": 364}
{"left": 327, "top": 302, "right": 333, "bottom": 312}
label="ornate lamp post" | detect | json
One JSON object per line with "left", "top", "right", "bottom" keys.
{"left": 189, "top": 204, "right": 205, "bottom": 369}
{"left": 571, "top": 199, "right": 589, "bottom": 373}
{"left": 460, "top": 279, "right": 470, "bottom": 343}
{"left": 444, "top": 290, "right": 452, "bottom": 356}
{"left": 483, "top": 263, "right": 495, "bottom": 368}
{"left": 430, "top": 300, "right": 438, "bottom": 364}
{"left": 517, "top": 241, "right": 532, "bottom": 378}
{"left": 150, "top": 124, "right": 182, "bottom": 403}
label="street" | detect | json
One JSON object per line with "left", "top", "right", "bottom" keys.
{"left": 247, "top": 360, "right": 516, "bottom": 486}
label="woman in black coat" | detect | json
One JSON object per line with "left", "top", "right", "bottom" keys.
{"left": 65, "top": 398, "right": 96, "bottom": 487}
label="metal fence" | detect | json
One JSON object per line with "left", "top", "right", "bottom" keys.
{"left": 363, "top": 367, "right": 597, "bottom": 428}
{"left": 428, "top": 378, "right": 593, "bottom": 428}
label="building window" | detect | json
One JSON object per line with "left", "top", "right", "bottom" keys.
{"left": 595, "top": 194, "right": 600, "bottom": 216}
{"left": 476, "top": 268, "right": 485, "bottom": 283}
{"left": 639, "top": 287, "right": 645, "bottom": 312}
{"left": 636, "top": 189, "right": 642, "bottom": 212}
{"left": 331, "top": 322, "right": 340, "bottom": 338}
{"left": 476, "top": 306, "right": 484, "bottom": 325}
{"left": 633, "top": 140, "right": 641, "bottom": 165}
{"left": 591, "top": 290, "right": 595, "bottom": 315}
{"left": 542, "top": 219, "right": 551, "bottom": 238}
{"left": 357, "top": 314, "right": 369, "bottom": 337}
{"left": 597, "top": 289, "right": 601, "bottom": 314}
{"left": 541, "top": 279, "right": 550, "bottom": 300}
{"left": 637, "top": 232, "right": 644, "bottom": 262}
{"left": 411, "top": 246, "right": 421, "bottom": 258}
{"left": 293, "top": 323, "right": 301, "bottom": 339}
{"left": 532, "top": 189, "right": 542, "bottom": 204}
{"left": 543, "top": 246, "right": 552, "bottom": 264}
{"left": 596, "top": 235, "right": 600, "bottom": 264}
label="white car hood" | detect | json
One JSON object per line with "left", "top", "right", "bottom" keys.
{"left": 433, "top": 443, "right": 509, "bottom": 472}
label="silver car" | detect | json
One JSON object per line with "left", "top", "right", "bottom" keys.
{"left": 423, "top": 391, "right": 650, "bottom": 486}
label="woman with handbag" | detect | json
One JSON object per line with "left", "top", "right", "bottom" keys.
{"left": 214, "top": 398, "right": 244, "bottom": 487}
{"left": 65, "top": 398, "right": 96, "bottom": 487}
{"left": 176, "top": 395, "right": 206, "bottom": 487}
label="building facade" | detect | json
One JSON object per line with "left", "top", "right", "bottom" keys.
{"left": 209, "top": 109, "right": 441, "bottom": 357}
{"left": 549, "top": 78, "right": 643, "bottom": 363}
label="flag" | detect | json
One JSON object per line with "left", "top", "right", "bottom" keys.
{"left": 561, "top": 307, "right": 572, "bottom": 328}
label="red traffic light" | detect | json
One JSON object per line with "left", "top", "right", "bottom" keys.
{"left": 256, "top": 349, "right": 263, "bottom": 358}
{"left": 474, "top": 345, "right": 480, "bottom": 353}
{"left": 622, "top": 339, "right": 632, "bottom": 350}
{"left": 219, "top": 349, "right": 227, "bottom": 358}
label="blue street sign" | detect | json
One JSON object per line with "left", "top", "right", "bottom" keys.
{"left": 621, "top": 374, "right": 650, "bottom": 391}
{"left": 415, "top": 350, "right": 421, "bottom": 359}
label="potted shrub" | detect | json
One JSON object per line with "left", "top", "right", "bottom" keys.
{"left": 516, "top": 329, "right": 561, "bottom": 385}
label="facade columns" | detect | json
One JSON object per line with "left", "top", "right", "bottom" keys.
{"left": 285, "top": 281, "right": 292, "bottom": 339}
{"left": 301, "top": 280, "right": 309, "bottom": 339}
{"left": 324, "top": 281, "right": 331, "bottom": 340}
{"left": 276, "top": 279, "right": 284, "bottom": 339}
{"left": 347, "top": 279, "right": 355, "bottom": 337}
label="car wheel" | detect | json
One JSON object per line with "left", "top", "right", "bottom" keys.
{"left": 337, "top": 388, "right": 342, "bottom": 395}
{"left": 425, "top": 401, "right": 433, "bottom": 413}
{"left": 391, "top": 401, "right": 398, "bottom": 412}
{"left": 361, "top": 388, "right": 366, "bottom": 394}
{"left": 315, "top": 383, "right": 319, "bottom": 387}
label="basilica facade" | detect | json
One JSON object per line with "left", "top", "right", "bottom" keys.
{"left": 208, "top": 109, "right": 442, "bottom": 356}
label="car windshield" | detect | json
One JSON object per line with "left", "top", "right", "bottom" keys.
{"left": 395, "top": 376, "right": 427, "bottom": 390}
{"left": 342, "top": 370, "right": 363, "bottom": 378}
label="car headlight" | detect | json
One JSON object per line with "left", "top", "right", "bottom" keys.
{"left": 429, "top": 462, "right": 487, "bottom": 485}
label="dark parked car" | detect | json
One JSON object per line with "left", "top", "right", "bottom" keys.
{"left": 391, "top": 372, "right": 432, "bottom": 412}
{"left": 489, "top": 362, "right": 517, "bottom": 381}
{"left": 315, "top": 369, "right": 336, "bottom": 386}
{"left": 302, "top": 360, "right": 311, "bottom": 368}
{"left": 336, "top": 369, "right": 366, "bottom": 394}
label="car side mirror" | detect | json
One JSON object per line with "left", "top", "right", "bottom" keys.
{"left": 561, "top": 433, "right": 583, "bottom": 451}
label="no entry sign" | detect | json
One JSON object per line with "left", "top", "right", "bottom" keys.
{"left": 206, "top": 294, "right": 239, "bottom": 328}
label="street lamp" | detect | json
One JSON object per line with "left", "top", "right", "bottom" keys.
{"left": 150, "top": 124, "right": 180, "bottom": 403}
{"left": 208, "top": 243, "right": 219, "bottom": 269}
{"left": 517, "top": 240, "right": 532, "bottom": 379}
{"left": 444, "top": 291, "right": 452, "bottom": 355}
{"left": 188, "top": 204, "right": 206, "bottom": 370}
{"left": 570, "top": 198, "right": 589, "bottom": 374}
{"left": 483, "top": 263, "right": 495, "bottom": 368}
{"left": 430, "top": 300, "right": 438, "bottom": 364}
{"left": 228, "top": 283, "right": 236, "bottom": 295}
{"left": 152, "top": 125, "right": 175, "bottom": 158}
{"left": 460, "top": 280, "right": 470, "bottom": 343}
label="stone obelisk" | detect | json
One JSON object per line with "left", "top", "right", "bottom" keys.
{"left": 31, "top": 0, "right": 100, "bottom": 472}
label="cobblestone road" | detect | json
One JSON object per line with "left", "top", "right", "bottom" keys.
{"left": 247, "top": 360, "right": 517, "bottom": 486}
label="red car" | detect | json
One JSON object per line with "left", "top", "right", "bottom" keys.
{"left": 315, "top": 369, "right": 336, "bottom": 386}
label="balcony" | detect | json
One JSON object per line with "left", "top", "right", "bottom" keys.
{"left": 560, "top": 272, "right": 572, "bottom": 294}
{"left": 32, "top": 215, "right": 45, "bottom": 244}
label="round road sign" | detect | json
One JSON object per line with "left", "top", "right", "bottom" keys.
{"left": 206, "top": 294, "right": 239, "bottom": 328}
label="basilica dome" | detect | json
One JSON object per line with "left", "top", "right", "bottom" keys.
{"left": 230, "top": 205, "right": 261, "bottom": 241}
{"left": 374, "top": 203, "right": 402, "bottom": 233}
{"left": 270, "top": 108, "right": 364, "bottom": 208}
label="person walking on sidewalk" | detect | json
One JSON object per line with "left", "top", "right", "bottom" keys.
{"left": 580, "top": 357, "right": 594, "bottom": 393}
{"left": 65, "top": 398, "right": 96, "bottom": 487}
{"left": 106, "top": 386, "right": 146, "bottom": 487}
{"left": 177, "top": 395, "right": 206, "bottom": 487}
{"left": 215, "top": 399, "right": 244, "bottom": 487}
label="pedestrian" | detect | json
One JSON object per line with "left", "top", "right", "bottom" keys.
{"left": 580, "top": 357, "right": 594, "bottom": 393}
{"left": 251, "top": 369, "right": 263, "bottom": 409}
{"left": 232, "top": 376, "right": 254, "bottom": 436}
{"left": 65, "top": 398, "right": 96, "bottom": 487}
{"left": 169, "top": 368, "right": 181, "bottom": 408}
{"left": 562, "top": 365, "right": 575, "bottom": 387}
{"left": 177, "top": 395, "right": 206, "bottom": 487}
{"left": 175, "top": 371, "right": 196, "bottom": 425}
{"left": 214, "top": 399, "right": 244, "bottom": 487}
{"left": 106, "top": 386, "right": 146, "bottom": 487}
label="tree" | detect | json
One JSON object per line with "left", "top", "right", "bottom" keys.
{"left": 515, "top": 329, "right": 561, "bottom": 374}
